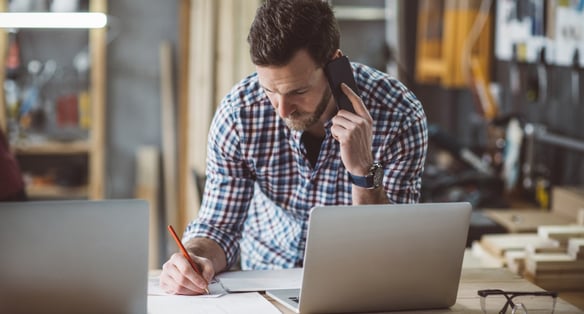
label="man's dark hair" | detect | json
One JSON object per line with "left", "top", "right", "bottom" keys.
{"left": 248, "top": 0, "right": 340, "bottom": 67}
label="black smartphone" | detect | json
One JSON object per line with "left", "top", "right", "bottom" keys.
{"left": 324, "top": 55, "right": 359, "bottom": 113}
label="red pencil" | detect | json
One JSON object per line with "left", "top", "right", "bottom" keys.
{"left": 167, "top": 225, "right": 210, "bottom": 294}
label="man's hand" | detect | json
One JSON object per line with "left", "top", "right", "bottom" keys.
{"left": 159, "top": 252, "right": 215, "bottom": 295}
{"left": 331, "top": 83, "right": 374, "bottom": 176}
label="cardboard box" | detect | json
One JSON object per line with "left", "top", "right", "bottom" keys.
{"left": 484, "top": 209, "right": 575, "bottom": 233}
{"left": 552, "top": 186, "right": 584, "bottom": 220}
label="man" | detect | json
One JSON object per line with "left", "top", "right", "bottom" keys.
{"left": 161, "top": 0, "right": 427, "bottom": 295}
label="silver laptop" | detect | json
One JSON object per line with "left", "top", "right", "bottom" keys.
{"left": 0, "top": 199, "right": 149, "bottom": 314}
{"left": 267, "top": 202, "right": 471, "bottom": 313}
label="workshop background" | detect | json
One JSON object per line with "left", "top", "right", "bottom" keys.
{"left": 1, "top": 0, "right": 584, "bottom": 302}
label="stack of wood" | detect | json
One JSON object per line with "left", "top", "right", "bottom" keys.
{"left": 472, "top": 186, "right": 584, "bottom": 289}
{"left": 473, "top": 233, "right": 558, "bottom": 270}
{"left": 474, "top": 226, "right": 584, "bottom": 291}
{"left": 523, "top": 226, "right": 584, "bottom": 291}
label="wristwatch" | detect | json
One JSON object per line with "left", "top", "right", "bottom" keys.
{"left": 348, "top": 163, "right": 383, "bottom": 189}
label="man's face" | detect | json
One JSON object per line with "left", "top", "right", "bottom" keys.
{"left": 257, "top": 50, "right": 333, "bottom": 131}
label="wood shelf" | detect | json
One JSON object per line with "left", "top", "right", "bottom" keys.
{"left": 0, "top": 0, "right": 107, "bottom": 200}
{"left": 26, "top": 184, "right": 88, "bottom": 199}
{"left": 12, "top": 140, "right": 91, "bottom": 155}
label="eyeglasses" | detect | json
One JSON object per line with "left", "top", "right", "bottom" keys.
{"left": 478, "top": 289, "right": 558, "bottom": 314}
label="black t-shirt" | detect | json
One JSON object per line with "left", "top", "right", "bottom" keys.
{"left": 301, "top": 132, "right": 324, "bottom": 168}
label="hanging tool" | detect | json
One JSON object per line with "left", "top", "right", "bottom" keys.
{"left": 509, "top": 43, "right": 521, "bottom": 114}
{"left": 522, "top": 123, "right": 536, "bottom": 190}
{"left": 525, "top": 46, "right": 548, "bottom": 122}
{"left": 19, "top": 59, "right": 57, "bottom": 131}
{"left": 536, "top": 46, "right": 548, "bottom": 108}
{"left": 502, "top": 118, "right": 523, "bottom": 191}
{"left": 571, "top": 49, "right": 580, "bottom": 109}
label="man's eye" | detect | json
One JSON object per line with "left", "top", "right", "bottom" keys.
{"left": 294, "top": 90, "right": 307, "bottom": 95}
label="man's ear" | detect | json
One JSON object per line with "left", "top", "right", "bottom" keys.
{"left": 330, "top": 49, "right": 343, "bottom": 60}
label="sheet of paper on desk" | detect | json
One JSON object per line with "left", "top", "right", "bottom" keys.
{"left": 148, "top": 292, "right": 281, "bottom": 314}
{"left": 148, "top": 277, "right": 226, "bottom": 297}
{"left": 215, "top": 268, "right": 302, "bottom": 292}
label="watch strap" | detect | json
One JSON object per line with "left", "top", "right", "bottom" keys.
{"left": 348, "top": 171, "right": 375, "bottom": 188}
{"left": 348, "top": 163, "right": 382, "bottom": 189}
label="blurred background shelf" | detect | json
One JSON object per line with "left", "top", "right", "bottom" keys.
{"left": 12, "top": 140, "right": 91, "bottom": 154}
{"left": 26, "top": 184, "right": 88, "bottom": 199}
{"left": 0, "top": 0, "right": 107, "bottom": 200}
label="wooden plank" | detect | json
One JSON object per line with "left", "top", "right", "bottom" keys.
{"left": 524, "top": 271, "right": 584, "bottom": 291}
{"left": 135, "top": 146, "right": 161, "bottom": 270}
{"left": 525, "top": 253, "right": 584, "bottom": 275}
{"left": 552, "top": 186, "right": 584, "bottom": 220}
{"left": 215, "top": 0, "right": 257, "bottom": 100}
{"left": 238, "top": 1, "right": 260, "bottom": 76}
{"left": 184, "top": 0, "right": 217, "bottom": 232}
{"left": 178, "top": 0, "right": 258, "bottom": 234}
{"left": 538, "top": 225, "right": 584, "bottom": 245}
{"left": 484, "top": 209, "right": 575, "bottom": 233}
{"left": 568, "top": 238, "right": 584, "bottom": 260}
{"left": 177, "top": 0, "right": 191, "bottom": 246}
{"left": 215, "top": 0, "right": 236, "bottom": 103}
{"left": 480, "top": 233, "right": 557, "bottom": 258}
{"left": 470, "top": 240, "right": 505, "bottom": 267}
{"left": 89, "top": 0, "right": 107, "bottom": 199}
{"left": 504, "top": 250, "right": 526, "bottom": 274}
{"left": 159, "top": 41, "right": 178, "bottom": 232}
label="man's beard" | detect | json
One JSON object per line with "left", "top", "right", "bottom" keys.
{"left": 283, "top": 88, "right": 332, "bottom": 131}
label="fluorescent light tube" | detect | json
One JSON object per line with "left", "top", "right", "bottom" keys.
{"left": 0, "top": 12, "right": 107, "bottom": 29}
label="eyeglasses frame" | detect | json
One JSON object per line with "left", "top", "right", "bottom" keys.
{"left": 477, "top": 289, "right": 558, "bottom": 314}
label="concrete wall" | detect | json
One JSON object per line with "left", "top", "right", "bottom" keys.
{"left": 106, "top": 0, "right": 178, "bottom": 198}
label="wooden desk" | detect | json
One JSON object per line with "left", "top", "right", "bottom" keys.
{"left": 149, "top": 267, "right": 582, "bottom": 313}
{"left": 265, "top": 268, "right": 583, "bottom": 313}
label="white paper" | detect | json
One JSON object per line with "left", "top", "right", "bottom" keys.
{"left": 148, "top": 292, "right": 281, "bottom": 314}
{"left": 148, "top": 276, "right": 226, "bottom": 297}
{"left": 215, "top": 268, "right": 302, "bottom": 292}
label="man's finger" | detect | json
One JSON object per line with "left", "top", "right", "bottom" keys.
{"left": 340, "top": 83, "right": 370, "bottom": 120}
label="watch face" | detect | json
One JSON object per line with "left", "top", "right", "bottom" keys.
{"left": 372, "top": 164, "right": 383, "bottom": 187}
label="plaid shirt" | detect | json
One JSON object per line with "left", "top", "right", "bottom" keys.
{"left": 184, "top": 63, "right": 428, "bottom": 270}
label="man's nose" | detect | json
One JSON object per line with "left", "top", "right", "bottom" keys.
{"left": 275, "top": 94, "right": 295, "bottom": 118}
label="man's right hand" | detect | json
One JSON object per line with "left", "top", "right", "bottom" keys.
{"left": 159, "top": 252, "right": 215, "bottom": 295}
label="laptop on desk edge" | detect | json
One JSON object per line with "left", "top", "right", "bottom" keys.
{"left": 267, "top": 202, "right": 472, "bottom": 314}
{"left": 0, "top": 199, "right": 149, "bottom": 314}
